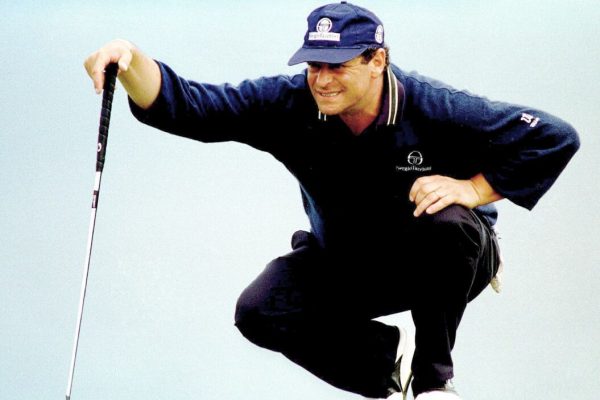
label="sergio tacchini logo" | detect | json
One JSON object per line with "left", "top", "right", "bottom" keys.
{"left": 396, "top": 150, "right": 432, "bottom": 172}
{"left": 316, "top": 18, "right": 333, "bottom": 32}
{"left": 309, "top": 18, "right": 340, "bottom": 42}
{"left": 407, "top": 150, "right": 423, "bottom": 166}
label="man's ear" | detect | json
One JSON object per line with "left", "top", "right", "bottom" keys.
{"left": 370, "top": 48, "right": 387, "bottom": 77}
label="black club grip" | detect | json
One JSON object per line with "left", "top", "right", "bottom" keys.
{"left": 96, "top": 63, "right": 118, "bottom": 172}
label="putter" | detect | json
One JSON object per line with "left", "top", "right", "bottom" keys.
{"left": 66, "top": 63, "right": 118, "bottom": 400}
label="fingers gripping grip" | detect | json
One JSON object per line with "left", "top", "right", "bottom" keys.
{"left": 96, "top": 63, "right": 118, "bottom": 172}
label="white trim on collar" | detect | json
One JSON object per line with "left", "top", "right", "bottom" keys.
{"left": 386, "top": 66, "right": 399, "bottom": 126}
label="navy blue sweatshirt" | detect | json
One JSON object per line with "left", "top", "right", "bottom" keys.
{"left": 130, "top": 62, "right": 580, "bottom": 250}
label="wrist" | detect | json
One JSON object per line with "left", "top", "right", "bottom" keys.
{"left": 468, "top": 173, "right": 503, "bottom": 206}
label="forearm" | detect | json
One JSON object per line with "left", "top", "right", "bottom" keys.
{"left": 118, "top": 45, "right": 162, "bottom": 110}
{"left": 469, "top": 173, "right": 503, "bottom": 207}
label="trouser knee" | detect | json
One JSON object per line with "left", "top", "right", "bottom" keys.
{"left": 235, "top": 303, "right": 277, "bottom": 350}
{"left": 415, "top": 205, "right": 482, "bottom": 259}
{"left": 235, "top": 283, "right": 282, "bottom": 350}
{"left": 411, "top": 205, "right": 485, "bottom": 294}
{"left": 235, "top": 230, "right": 320, "bottom": 351}
{"left": 234, "top": 253, "right": 305, "bottom": 351}
{"left": 416, "top": 204, "right": 477, "bottom": 236}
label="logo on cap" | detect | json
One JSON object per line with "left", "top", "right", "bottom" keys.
{"left": 309, "top": 17, "right": 341, "bottom": 42}
{"left": 375, "top": 25, "right": 384, "bottom": 44}
{"left": 316, "top": 18, "right": 333, "bottom": 32}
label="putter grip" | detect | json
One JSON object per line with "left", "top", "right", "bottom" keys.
{"left": 96, "top": 63, "right": 118, "bottom": 172}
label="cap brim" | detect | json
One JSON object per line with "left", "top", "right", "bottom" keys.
{"left": 287, "top": 47, "right": 366, "bottom": 66}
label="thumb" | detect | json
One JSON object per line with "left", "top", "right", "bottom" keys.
{"left": 117, "top": 48, "right": 133, "bottom": 73}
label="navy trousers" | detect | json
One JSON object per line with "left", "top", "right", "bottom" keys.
{"left": 234, "top": 205, "right": 500, "bottom": 398}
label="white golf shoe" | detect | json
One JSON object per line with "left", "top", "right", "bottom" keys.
{"left": 414, "top": 381, "right": 461, "bottom": 400}
{"left": 364, "top": 326, "right": 415, "bottom": 399}
{"left": 384, "top": 393, "right": 405, "bottom": 400}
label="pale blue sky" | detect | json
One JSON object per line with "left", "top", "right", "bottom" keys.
{"left": 1, "top": 1, "right": 599, "bottom": 399}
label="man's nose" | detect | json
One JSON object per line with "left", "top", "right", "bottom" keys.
{"left": 315, "top": 67, "right": 334, "bottom": 86}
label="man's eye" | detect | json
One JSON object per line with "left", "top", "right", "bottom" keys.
{"left": 307, "top": 62, "right": 344, "bottom": 70}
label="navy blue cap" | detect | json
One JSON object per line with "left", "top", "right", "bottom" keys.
{"left": 288, "top": 2, "right": 385, "bottom": 66}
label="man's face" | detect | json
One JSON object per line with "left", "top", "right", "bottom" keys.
{"left": 306, "top": 56, "right": 377, "bottom": 117}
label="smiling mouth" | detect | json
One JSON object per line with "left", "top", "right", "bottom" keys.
{"left": 318, "top": 91, "right": 341, "bottom": 98}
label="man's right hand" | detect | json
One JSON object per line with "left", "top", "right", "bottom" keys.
{"left": 83, "top": 39, "right": 161, "bottom": 109}
{"left": 84, "top": 39, "right": 135, "bottom": 94}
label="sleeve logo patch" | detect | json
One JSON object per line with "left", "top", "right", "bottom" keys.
{"left": 521, "top": 113, "right": 540, "bottom": 128}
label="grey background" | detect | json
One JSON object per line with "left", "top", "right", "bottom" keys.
{"left": 1, "top": 1, "right": 598, "bottom": 399}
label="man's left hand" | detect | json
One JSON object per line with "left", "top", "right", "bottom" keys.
{"left": 409, "top": 175, "right": 482, "bottom": 217}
